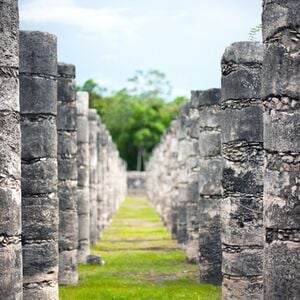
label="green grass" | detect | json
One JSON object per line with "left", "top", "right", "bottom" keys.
{"left": 59, "top": 197, "right": 221, "bottom": 300}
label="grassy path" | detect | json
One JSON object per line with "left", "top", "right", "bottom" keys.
{"left": 60, "top": 197, "right": 221, "bottom": 300}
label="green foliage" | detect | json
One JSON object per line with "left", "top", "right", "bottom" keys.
{"left": 59, "top": 197, "right": 221, "bottom": 300}
{"left": 248, "top": 24, "right": 262, "bottom": 41}
{"left": 78, "top": 70, "right": 187, "bottom": 170}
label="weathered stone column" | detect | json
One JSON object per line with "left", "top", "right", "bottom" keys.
{"left": 169, "top": 121, "right": 179, "bottom": 239}
{"left": 88, "top": 109, "right": 98, "bottom": 246}
{"left": 98, "top": 123, "right": 108, "bottom": 233}
{"left": 0, "top": 1, "right": 22, "bottom": 299}
{"left": 220, "top": 42, "right": 264, "bottom": 299}
{"left": 262, "top": 1, "right": 300, "bottom": 298}
{"left": 96, "top": 116, "right": 102, "bottom": 238}
{"left": 76, "top": 91, "right": 90, "bottom": 263}
{"left": 194, "top": 89, "right": 222, "bottom": 285}
{"left": 185, "top": 100, "right": 201, "bottom": 263}
{"left": 20, "top": 31, "right": 59, "bottom": 300}
{"left": 177, "top": 102, "right": 191, "bottom": 247}
{"left": 57, "top": 63, "right": 78, "bottom": 285}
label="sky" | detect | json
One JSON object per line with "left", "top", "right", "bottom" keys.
{"left": 19, "top": 0, "right": 262, "bottom": 99}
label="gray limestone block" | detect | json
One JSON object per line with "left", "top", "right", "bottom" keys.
{"left": 22, "top": 241, "right": 58, "bottom": 281}
{"left": 198, "top": 196, "right": 220, "bottom": 228}
{"left": 58, "top": 181, "right": 77, "bottom": 211}
{"left": 0, "top": 0, "right": 19, "bottom": 67}
{"left": 264, "top": 241, "right": 300, "bottom": 299}
{"left": 77, "top": 143, "right": 89, "bottom": 167}
{"left": 222, "top": 159, "right": 264, "bottom": 195}
{"left": 22, "top": 200, "right": 58, "bottom": 241}
{"left": 0, "top": 77, "right": 19, "bottom": 111}
{"left": 0, "top": 243, "right": 22, "bottom": 300}
{"left": 89, "top": 167, "right": 98, "bottom": 184}
{"left": 262, "top": 43, "right": 300, "bottom": 98}
{"left": 221, "top": 67, "right": 262, "bottom": 101}
{"left": 77, "top": 166, "right": 89, "bottom": 187}
{"left": 76, "top": 92, "right": 89, "bottom": 116}
{"left": 222, "top": 248, "right": 263, "bottom": 276}
{"left": 77, "top": 116, "right": 89, "bottom": 143}
{"left": 198, "top": 106, "right": 222, "bottom": 129}
{"left": 57, "top": 131, "right": 77, "bottom": 157}
{"left": 88, "top": 109, "right": 98, "bottom": 121}
{"left": 86, "top": 255, "right": 104, "bottom": 265}
{"left": 77, "top": 188, "right": 89, "bottom": 215}
{"left": 59, "top": 250, "right": 78, "bottom": 285}
{"left": 23, "top": 284, "right": 58, "bottom": 300}
{"left": 198, "top": 131, "right": 221, "bottom": 158}
{"left": 59, "top": 211, "right": 78, "bottom": 250}
{"left": 191, "top": 89, "right": 220, "bottom": 108}
{"left": 0, "top": 186, "right": 21, "bottom": 235}
{"left": 21, "top": 158, "right": 58, "bottom": 195}
{"left": 221, "top": 196, "right": 264, "bottom": 246}
{"left": 0, "top": 111, "right": 21, "bottom": 180}
{"left": 262, "top": 0, "right": 300, "bottom": 41}
{"left": 19, "top": 31, "right": 57, "bottom": 76}
{"left": 57, "top": 102, "right": 77, "bottom": 131}
{"left": 21, "top": 117, "right": 57, "bottom": 159}
{"left": 198, "top": 158, "right": 223, "bottom": 195}
{"left": 20, "top": 76, "right": 57, "bottom": 115}
{"left": 58, "top": 63, "right": 76, "bottom": 79}
{"left": 186, "top": 180, "right": 198, "bottom": 203}
{"left": 222, "top": 275, "right": 263, "bottom": 300}
{"left": 264, "top": 167, "right": 300, "bottom": 228}
{"left": 264, "top": 111, "right": 300, "bottom": 152}
{"left": 77, "top": 214, "right": 90, "bottom": 242}
{"left": 58, "top": 77, "right": 76, "bottom": 102}
{"left": 221, "top": 106, "right": 263, "bottom": 143}
{"left": 186, "top": 202, "right": 199, "bottom": 230}
{"left": 222, "top": 41, "right": 263, "bottom": 66}
{"left": 77, "top": 239, "right": 90, "bottom": 264}
{"left": 58, "top": 158, "right": 77, "bottom": 180}
{"left": 199, "top": 227, "right": 222, "bottom": 285}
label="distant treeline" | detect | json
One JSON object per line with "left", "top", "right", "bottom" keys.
{"left": 78, "top": 70, "right": 187, "bottom": 170}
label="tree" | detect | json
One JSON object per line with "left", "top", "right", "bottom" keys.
{"left": 78, "top": 70, "right": 187, "bottom": 170}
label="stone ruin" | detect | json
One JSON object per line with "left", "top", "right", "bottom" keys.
{"left": 0, "top": 1, "right": 127, "bottom": 299}
{"left": 146, "top": 1, "right": 300, "bottom": 299}
{"left": 0, "top": 0, "right": 299, "bottom": 300}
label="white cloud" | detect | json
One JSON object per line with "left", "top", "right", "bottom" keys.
{"left": 20, "top": 0, "right": 147, "bottom": 40}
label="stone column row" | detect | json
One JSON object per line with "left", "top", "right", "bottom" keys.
{"left": 147, "top": 24, "right": 299, "bottom": 298}
{"left": 0, "top": 8, "right": 127, "bottom": 298}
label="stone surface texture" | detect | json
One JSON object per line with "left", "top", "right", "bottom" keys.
{"left": 194, "top": 89, "right": 223, "bottom": 285}
{"left": 57, "top": 63, "right": 78, "bottom": 286}
{"left": 76, "top": 91, "right": 90, "bottom": 263}
{"left": 262, "top": 1, "right": 300, "bottom": 299}
{"left": 220, "top": 41, "right": 264, "bottom": 300}
{"left": 20, "top": 30, "right": 59, "bottom": 300}
{"left": 0, "top": 1, "right": 22, "bottom": 299}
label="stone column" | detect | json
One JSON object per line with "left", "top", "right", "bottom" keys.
{"left": 77, "top": 92, "right": 90, "bottom": 263}
{"left": 262, "top": 1, "right": 300, "bottom": 298}
{"left": 169, "top": 121, "right": 179, "bottom": 239}
{"left": 177, "top": 102, "right": 191, "bottom": 247}
{"left": 220, "top": 42, "right": 264, "bottom": 299}
{"left": 57, "top": 63, "right": 78, "bottom": 285}
{"left": 88, "top": 109, "right": 98, "bottom": 246}
{"left": 185, "top": 100, "right": 201, "bottom": 263}
{"left": 0, "top": 1, "right": 22, "bottom": 299}
{"left": 20, "top": 31, "right": 58, "bottom": 300}
{"left": 96, "top": 116, "right": 102, "bottom": 238}
{"left": 194, "top": 89, "right": 222, "bottom": 285}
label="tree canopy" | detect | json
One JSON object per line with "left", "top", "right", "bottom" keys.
{"left": 78, "top": 70, "right": 187, "bottom": 170}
